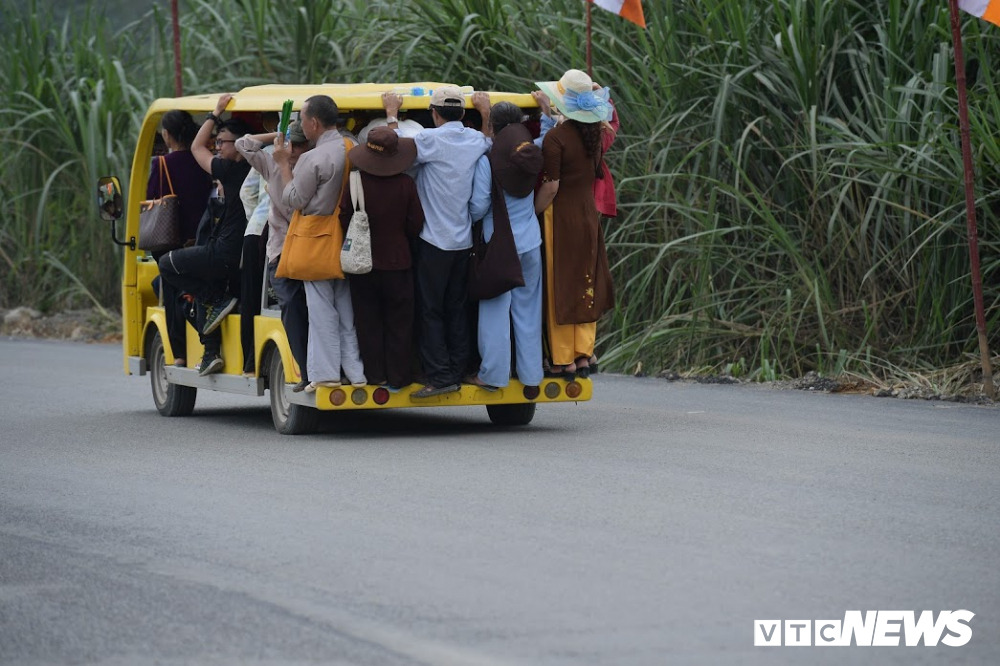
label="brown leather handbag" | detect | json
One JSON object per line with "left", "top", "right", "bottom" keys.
{"left": 138, "top": 156, "right": 182, "bottom": 252}
{"left": 276, "top": 139, "right": 352, "bottom": 281}
{"left": 468, "top": 173, "right": 524, "bottom": 301}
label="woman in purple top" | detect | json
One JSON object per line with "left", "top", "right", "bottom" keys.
{"left": 147, "top": 110, "right": 213, "bottom": 243}
{"left": 146, "top": 110, "right": 213, "bottom": 367}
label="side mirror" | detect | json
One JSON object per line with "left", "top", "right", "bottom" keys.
{"left": 97, "top": 175, "right": 135, "bottom": 250}
{"left": 97, "top": 176, "right": 123, "bottom": 221}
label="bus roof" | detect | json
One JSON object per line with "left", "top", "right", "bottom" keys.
{"left": 144, "top": 82, "right": 538, "bottom": 115}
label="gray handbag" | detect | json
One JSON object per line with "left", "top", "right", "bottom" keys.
{"left": 341, "top": 170, "right": 373, "bottom": 275}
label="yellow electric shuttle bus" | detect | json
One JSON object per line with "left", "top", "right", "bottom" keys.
{"left": 96, "top": 83, "right": 592, "bottom": 434}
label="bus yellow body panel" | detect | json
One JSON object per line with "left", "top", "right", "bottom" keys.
{"left": 253, "top": 315, "right": 302, "bottom": 382}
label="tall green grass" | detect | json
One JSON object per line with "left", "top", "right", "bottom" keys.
{"left": 2, "top": 0, "right": 998, "bottom": 381}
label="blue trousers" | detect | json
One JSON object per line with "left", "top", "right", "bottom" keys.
{"left": 477, "top": 247, "right": 543, "bottom": 388}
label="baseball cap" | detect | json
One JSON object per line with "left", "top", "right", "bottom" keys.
{"left": 430, "top": 86, "right": 465, "bottom": 108}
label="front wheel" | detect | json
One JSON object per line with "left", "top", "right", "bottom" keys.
{"left": 268, "top": 349, "right": 319, "bottom": 435}
{"left": 486, "top": 402, "right": 536, "bottom": 426}
{"left": 149, "top": 330, "right": 196, "bottom": 417}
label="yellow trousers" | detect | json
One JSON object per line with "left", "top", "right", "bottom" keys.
{"left": 544, "top": 206, "right": 596, "bottom": 366}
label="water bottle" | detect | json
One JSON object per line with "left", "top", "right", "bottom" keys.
{"left": 391, "top": 86, "right": 428, "bottom": 97}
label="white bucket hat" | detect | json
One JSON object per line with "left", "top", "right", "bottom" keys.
{"left": 358, "top": 117, "right": 425, "bottom": 143}
{"left": 535, "top": 69, "right": 613, "bottom": 124}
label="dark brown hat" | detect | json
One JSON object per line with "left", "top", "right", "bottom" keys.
{"left": 348, "top": 126, "right": 417, "bottom": 177}
{"left": 489, "top": 123, "right": 543, "bottom": 198}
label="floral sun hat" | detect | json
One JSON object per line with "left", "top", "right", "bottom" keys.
{"left": 535, "top": 69, "right": 613, "bottom": 124}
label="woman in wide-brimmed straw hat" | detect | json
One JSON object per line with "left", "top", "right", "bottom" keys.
{"left": 338, "top": 127, "right": 425, "bottom": 390}
{"left": 533, "top": 69, "right": 616, "bottom": 380}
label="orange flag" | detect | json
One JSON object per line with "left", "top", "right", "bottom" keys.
{"left": 587, "top": 0, "right": 646, "bottom": 28}
{"left": 960, "top": 0, "right": 1000, "bottom": 25}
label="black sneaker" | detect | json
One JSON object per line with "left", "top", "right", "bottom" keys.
{"left": 202, "top": 296, "right": 238, "bottom": 335}
{"left": 197, "top": 354, "right": 224, "bottom": 377}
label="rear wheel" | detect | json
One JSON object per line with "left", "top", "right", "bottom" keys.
{"left": 268, "top": 349, "right": 319, "bottom": 435}
{"left": 149, "top": 330, "right": 196, "bottom": 417}
{"left": 486, "top": 402, "right": 536, "bottom": 426}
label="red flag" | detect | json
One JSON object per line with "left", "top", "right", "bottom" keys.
{"left": 587, "top": 0, "right": 646, "bottom": 28}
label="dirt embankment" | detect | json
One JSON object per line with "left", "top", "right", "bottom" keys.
{"left": 640, "top": 368, "right": 997, "bottom": 406}
{"left": 1, "top": 307, "right": 121, "bottom": 343}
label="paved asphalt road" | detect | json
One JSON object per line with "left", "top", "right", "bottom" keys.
{"left": 1, "top": 338, "right": 997, "bottom": 666}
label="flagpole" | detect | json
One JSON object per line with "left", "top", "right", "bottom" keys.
{"left": 171, "top": 0, "right": 183, "bottom": 97}
{"left": 586, "top": 1, "right": 593, "bottom": 78}
{"left": 948, "top": 0, "right": 995, "bottom": 399}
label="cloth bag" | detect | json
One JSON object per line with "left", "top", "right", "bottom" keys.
{"left": 138, "top": 156, "right": 182, "bottom": 252}
{"left": 468, "top": 173, "right": 524, "bottom": 301}
{"left": 275, "top": 138, "right": 352, "bottom": 281}
{"left": 341, "top": 170, "right": 373, "bottom": 275}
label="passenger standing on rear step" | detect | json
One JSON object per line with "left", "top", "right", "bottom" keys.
{"left": 274, "top": 95, "right": 366, "bottom": 393}
{"left": 339, "top": 127, "right": 425, "bottom": 391}
{"left": 467, "top": 103, "right": 546, "bottom": 392}
{"left": 158, "top": 93, "right": 253, "bottom": 376}
{"left": 237, "top": 111, "right": 280, "bottom": 377}
{"left": 381, "top": 88, "right": 494, "bottom": 399}
{"left": 236, "top": 120, "right": 314, "bottom": 392}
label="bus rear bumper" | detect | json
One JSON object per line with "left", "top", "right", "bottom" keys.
{"left": 293, "top": 379, "right": 592, "bottom": 411}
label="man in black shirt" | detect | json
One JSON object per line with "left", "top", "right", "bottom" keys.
{"left": 158, "top": 93, "right": 253, "bottom": 376}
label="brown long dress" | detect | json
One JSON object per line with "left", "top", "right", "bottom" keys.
{"left": 541, "top": 122, "right": 615, "bottom": 366}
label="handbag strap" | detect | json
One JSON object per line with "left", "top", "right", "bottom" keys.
{"left": 350, "top": 170, "right": 366, "bottom": 214}
{"left": 490, "top": 172, "right": 515, "bottom": 244}
{"left": 158, "top": 155, "right": 176, "bottom": 197}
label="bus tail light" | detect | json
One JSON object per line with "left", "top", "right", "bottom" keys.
{"left": 351, "top": 388, "right": 368, "bottom": 405}
{"left": 565, "top": 381, "right": 583, "bottom": 399}
{"left": 329, "top": 389, "right": 346, "bottom": 406}
{"left": 523, "top": 385, "right": 540, "bottom": 400}
{"left": 372, "top": 387, "right": 390, "bottom": 405}
{"left": 543, "top": 382, "right": 561, "bottom": 399}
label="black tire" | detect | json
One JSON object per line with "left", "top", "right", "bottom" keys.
{"left": 268, "top": 349, "right": 319, "bottom": 435}
{"left": 486, "top": 402, "right": 536, "bottom": 426}
{"left": 148, "top": 330, "right": 197, "bottom": 417}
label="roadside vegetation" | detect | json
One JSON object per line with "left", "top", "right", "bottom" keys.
{"left": 2, "top": 0, "right": 999, "bottom": 389}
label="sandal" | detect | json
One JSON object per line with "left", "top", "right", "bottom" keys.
{"left": 575, "top": 357, "right": 592, "bottom": 379}
{"left": 464, "top": 374, "right": 499, "bottom": 392}
{"left": 305, "top": 380, "right": 342, "bottom": 393}
{"left": 544, "top": 362, "right": 577, "bottom": 381}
